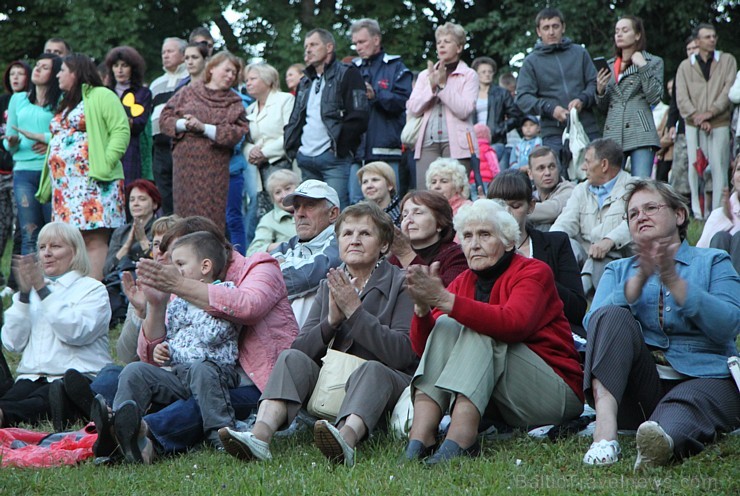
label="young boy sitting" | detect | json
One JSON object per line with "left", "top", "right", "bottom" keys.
{"left": 510, "top": 115, "right": 543, "bottom": 171}
{"left": 246, "top": 169, "right": 299, "bottom": 256}
{"left": 111, "top": 231, "right": 239, "bottom": 451}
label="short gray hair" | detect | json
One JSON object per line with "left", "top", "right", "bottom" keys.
{"left": 351, "top": 19, "right": 382, "bottom": 38}
{"left": 37, "top": 222, "right": 91, "bottom": 276}
{"left": 163, "top": 37, "right": 187, "bottom": 54}
{"left": 306, "top": 28, "right": 335, "bottom": 46}
{"left": 453, "top": 199, "right": 521, "bottom": 248}
{"left": 426, "top": 157, "right": 470, "bottom": 199}
{"left": 245, "top": 62, "right": 281, "bottom": 92}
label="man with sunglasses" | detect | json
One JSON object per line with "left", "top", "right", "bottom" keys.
{"left": 551, "top": 138, "right": 636, "bottom": 295}
{"left": 284, "top": 28, "right": 369, "bottom": 210}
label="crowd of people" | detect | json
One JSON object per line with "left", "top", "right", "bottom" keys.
{"left": 0, "top": 8, "right": 738, "bottom": 474}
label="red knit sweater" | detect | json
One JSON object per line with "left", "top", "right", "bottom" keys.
{"left": 411, "top": 254, "right": 584, "bottom": 402}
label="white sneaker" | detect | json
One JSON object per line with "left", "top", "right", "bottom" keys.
{"left": 634, "top": 421, "right": 674, "bottom": 471}
{"left": 583, "top": 439, "right": 621, "bottom": 465}
{"left": 218, "top": 427, "right": 272, "bottom": 462}
{"left": 314, "top": 420, "right": 355, "bottom": 467}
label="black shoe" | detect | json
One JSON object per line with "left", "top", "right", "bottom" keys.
{"left": 114, "top": 400, "right": 153, "bottom": 464}
{"left": 424, "top": 439, "right": 480, "bottom": 466}
{"left": 400, "top": 439, "right": 436, "bottom": 463}
{"left": 62, "top": 369, "right": 94, "bottom": 422}
{"left": 91, "top": 394, "right": 118, "bottom": 460}
{"left": 49, "top": 379, "right": 77, "bottom": 432}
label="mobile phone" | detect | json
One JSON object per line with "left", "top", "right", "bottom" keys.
{"left": 593, "top": 57, "right": 611, "bottom": 74}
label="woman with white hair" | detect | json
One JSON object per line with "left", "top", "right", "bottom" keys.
{"left": 407, "top": 22, "right": 478, "bottom": 190}
{"left": 0, "top": 222, "right": 111, "bottom": 427}
{"left": 426, "top": 157, "right": 472, "bottom": 217}
{"left": 402, "top": 199, "right": 583, "bottom": 465}
{"left": 243, "top": 62, "right": 295, "bottom": 241}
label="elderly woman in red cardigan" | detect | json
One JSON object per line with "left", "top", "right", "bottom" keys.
{"left": 160, "top": 52, "right": 248, "bottom": 231}
{"left": 402, "top": 198, "right": 584, "bottom": 465}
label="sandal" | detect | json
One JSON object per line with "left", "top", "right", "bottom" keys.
{"left": 583, "top": 439, "right": 621, "bottom": 465}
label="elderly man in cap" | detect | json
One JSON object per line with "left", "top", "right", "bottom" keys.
{"left": 271, "top": 180, "right": 342, "bottom": 326}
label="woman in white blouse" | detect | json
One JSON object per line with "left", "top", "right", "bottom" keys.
{"left": 242, "top": 62, "right": 296, "bottom": 242}
{"left": 0, "top": 222, "right": 111, "bottom": 427}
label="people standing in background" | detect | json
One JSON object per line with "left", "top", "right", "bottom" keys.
{"left": 510, "top": 115, "right": 543, "bottom": 170}
{"left": 179, "top": 42, "right": 209, "bottom": 89}
{"left": 516, "top": 7, "right": 599, "bottom": 164}
{"left": 104, "top": 46, "right": 153, "bottom": 186}
{"left": 472, "top": 57, "right": 521, "bottom": 171}
{"left": 3, "top": 56, "right": 60, "bottom": 256}
{"left": 0, "top": 60, "right": 31, "bottom": 274}
{"left": 349, "top": 18, "right": 412, "bottom": 203}
{"left": 150, "top": 38, "right": 188, "bottom": 215}
{"left": 43, "top": 38, "right": 71, "bottom": 58}
{"left": 284, "top": 64, "right": 305, "bottom": 95}
{"left": 189, "top": 27, "right": 215, "bottom": 56}
{"left": 596, "top": 16, "right": 664, "bottom": 178}
{"left": 676, "top": 23, "right": 737, "bottom": 219}
{"left": 406, "top": 22, "right": 478, "bottom": 190}
{"left": 499, "top": 72, "right": 520, "bottom": 171}
{"left": 40, "top": 54, "right": 130, "bottom": 281}
{"left": 667, "top": 37, "right": 699, "bottom": 201}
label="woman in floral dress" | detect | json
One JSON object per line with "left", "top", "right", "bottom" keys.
{"left": 39, "top": 54, "right": 130, "bottom": 280}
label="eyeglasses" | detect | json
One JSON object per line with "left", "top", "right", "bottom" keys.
{"left": 625, "top": 203, "right": 669, "bottom": 222}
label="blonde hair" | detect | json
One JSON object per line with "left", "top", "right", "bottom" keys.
{"left": 453, "top": 199, "right": 520, "bottom": 248}
{"left": 37, "top": 222, "right": 91, "bottom": 276}
{"left": 266, "top": 169, "right": 301, "bottom": 196}
{"left": 357, "top": 161, "right": 396, "bottom": 192}
{"left": 204, "top": 51, "right": 244, "bottom": 87}
{"left": 426, "top": 157, "right": 470, "bottom": 199}
{"left": 245, "top": 62, "right": 281, "bottom": 92}
{"left": 435, "top": 22, "right": 467, "bottom": 48}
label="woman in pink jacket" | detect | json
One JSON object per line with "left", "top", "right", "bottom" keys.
{"left": 89, "top": 216, "right": 299, "bottom": 463}
{"left": 407, "top": 22, "right": 479, "bottom": 191}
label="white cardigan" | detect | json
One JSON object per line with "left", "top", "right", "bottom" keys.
{"left": 243, "top": 91, "right": 295, "bottom": 164}
{"left": 2, "top": 271, "right": 112, "bottom": 381}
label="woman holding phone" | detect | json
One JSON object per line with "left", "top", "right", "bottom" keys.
{"left": 595, "top": 15, "right": 663, "bottom": 178}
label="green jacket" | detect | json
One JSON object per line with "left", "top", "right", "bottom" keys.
{"left": 37, "top": 84, "right": 130, "bottom": 203}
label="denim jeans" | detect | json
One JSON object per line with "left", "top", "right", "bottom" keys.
{"left": 226, "top": 172, "right": 246, "bottom": 254}
{"left": 624, "top": 147, "right": 655, "bottom": 178}
{"left": 145, "top": 385, "right": 262, "bottom": 454}
{"left": 13, "top": 170, "right": 51, "bottom": 255}
{"left": 349, "top": 160, "right": 401, "bottom": 205}
{"left": 243, "top": 165, "right": 260, "bottom": 246}
{"left": 297, "top": 150, "right": 351, "bottom": 209}
{"left": 90, "top": 364, "right": 124, "bottom": 406}
{"left": 492, "top": 143, "right": 510, "bottom": 171}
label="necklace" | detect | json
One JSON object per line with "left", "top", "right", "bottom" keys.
{"left": 344, "top": 259, "right": 383, "bottom": 294}
{"left": 517, "top": 234, "right": 530, "bottom": 251}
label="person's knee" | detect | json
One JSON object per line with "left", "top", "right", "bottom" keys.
{"left": 588, "top": 305, "right": 636, "bottom": 337}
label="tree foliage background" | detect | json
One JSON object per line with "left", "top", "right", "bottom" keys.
{"left": 0, "top": 0, "right": 738, "bottom": 87}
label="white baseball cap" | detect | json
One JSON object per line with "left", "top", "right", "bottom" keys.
{"left": 282, "top": 179, "right": 340, "bottom": 208}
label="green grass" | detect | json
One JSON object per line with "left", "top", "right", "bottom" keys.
{"left": 2, "top": 219, "right": 739, "bottom": 495}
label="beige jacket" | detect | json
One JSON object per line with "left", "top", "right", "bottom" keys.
{"left": 551, "top": 169, "right": 635, "bottom": 250}
{"left": 676, "top": 51, "right": 737, "bottom": 128}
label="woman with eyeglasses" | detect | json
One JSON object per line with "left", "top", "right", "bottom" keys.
{"left": 582, "top": 179, "right": 739, "bottom": 470}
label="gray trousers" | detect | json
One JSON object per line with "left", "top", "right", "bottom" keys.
{"left": 260, "top": 348, "right": 410, "bottom": 434}
{"left": 114, "top": 359, "right": 239, "bottom": 442}
{"left": 669, "top": 133, "right": 690, "bottom": 196}
{"left": 571, "top": 239, "right": 631, "bottom": 292}
{"left": 412, "top": 315, "right": 582, "bottom": 428}
{"left": 584, "top": 306, "right": 740, "bottom": 459}
{"left": 416, "top": 141, "right": 470, "bottom": 191}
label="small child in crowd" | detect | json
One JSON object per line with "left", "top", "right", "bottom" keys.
{"left": 113, "top": 231, "right": 239, "bottom": 449}
{"left": 469, "top": 123, "right": 500, "bottom": 198}
{"left": 510, "top": 115, "right": 543, "bottom": 171}
{"left": 246, "top": 169, "right": 299, "bottom": 256}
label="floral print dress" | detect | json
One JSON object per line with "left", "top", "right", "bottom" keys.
{"left": 48, "top": 101, "right": 125, "bottom": 230}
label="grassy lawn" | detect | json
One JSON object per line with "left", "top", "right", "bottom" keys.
{"left": 1, "top": 220, "right": 739, "bottom": 495}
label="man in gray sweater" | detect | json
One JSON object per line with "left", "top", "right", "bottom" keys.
{"left": 516, "top": 8, "right": 599, "bottom": 166}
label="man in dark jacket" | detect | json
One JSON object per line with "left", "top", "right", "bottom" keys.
{"left": 284, "top": 28, "right": 369, "bottom": 209}
{"left": 516, "top": 8, "right": 599, "bottom": 163}
{"left": 348, "top": 18, "right": 412, "bottom": 201}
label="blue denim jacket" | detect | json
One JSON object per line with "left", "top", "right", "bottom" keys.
{"left": 585, "top": 241, "right": 740, "bottom": 378}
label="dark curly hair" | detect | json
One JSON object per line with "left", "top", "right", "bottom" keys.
{"left": 104, "top": 46, "right": 147, "bottom": 89}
